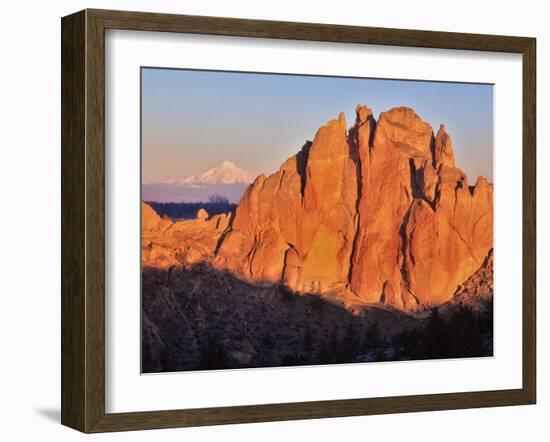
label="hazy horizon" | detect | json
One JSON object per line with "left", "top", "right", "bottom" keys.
{"left": 142, "top": 68, "right": 493, "bottom": 184}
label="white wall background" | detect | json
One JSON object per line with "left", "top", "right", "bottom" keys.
{"left": 0, "top": 0, "right": 547, "bottom": 440}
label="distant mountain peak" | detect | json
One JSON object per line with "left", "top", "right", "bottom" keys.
{"left": 162, "top": 160, "right": 256, "bottom": 185}
{"left": 218, "top": 160, "right": 236, "bottom": 169}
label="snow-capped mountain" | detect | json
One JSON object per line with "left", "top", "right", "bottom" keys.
{"left": 144, "top": 161, "right": 256, "bottom": 203}
{"left": 162, "top": 160, "right": 256, "bottom": 185}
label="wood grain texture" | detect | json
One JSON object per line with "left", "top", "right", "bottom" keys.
{"left": 522, "top": 38, "right": 537, "bottom": 403}
{"left": 60, "top": 8, "right": 537, "bottom": 433}
{"left": 84, "top": 9, "right": 107, "bottom": 432}
{"left": 89, "top": 8, "right": 532, "bottom": 52}
{"left": 61, "top": 10, "right": 86, "bottom": 432}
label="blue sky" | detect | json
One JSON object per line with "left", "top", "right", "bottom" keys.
{"left": 142, "top": 68, "right": 493, "bottom": 183}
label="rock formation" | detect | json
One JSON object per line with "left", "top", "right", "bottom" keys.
{"left": 142, "top": 105, "right": 493, "bottom": 311}
{"left": 439, "top": 248, "right": 494, "bottom": 314}
{"left": 141, "top": 202, "right": 230, "bottom": 269}
{"left": 196, "top": 208, "right": 209, "bottom": 221}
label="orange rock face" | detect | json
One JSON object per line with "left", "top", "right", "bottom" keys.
{"left": 141, "top": 202, "right": 230, "bottom": 269}
{"left": 349, "top": 106, "right": 434, "bottom": 309}
{"left": 142, "top": 105, "right": 493, "bottom": 310}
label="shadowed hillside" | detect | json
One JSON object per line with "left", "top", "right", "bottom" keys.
{"left": 142, "top": 262, "right": 492, "bottom": 373}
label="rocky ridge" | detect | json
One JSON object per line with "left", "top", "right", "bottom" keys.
{"left": 142, "top": 105, "right": 493, "bottom": 311}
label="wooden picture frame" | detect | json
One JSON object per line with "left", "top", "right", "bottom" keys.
{"left": 61, "top": 8, "right": 536, "bottom": 433}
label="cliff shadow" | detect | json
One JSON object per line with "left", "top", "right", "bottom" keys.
{"left": 141, "top": 263, "right": 493, "bottom": 374}
{"left": 142, "top": 263, "right": 412, "bottom": 373}
{"left": 295, "top": 141, "right": 312, "bottom": 197}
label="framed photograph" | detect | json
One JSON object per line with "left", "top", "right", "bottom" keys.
{"left": 61, "top": 9, "right": 536, "bottom": 433}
